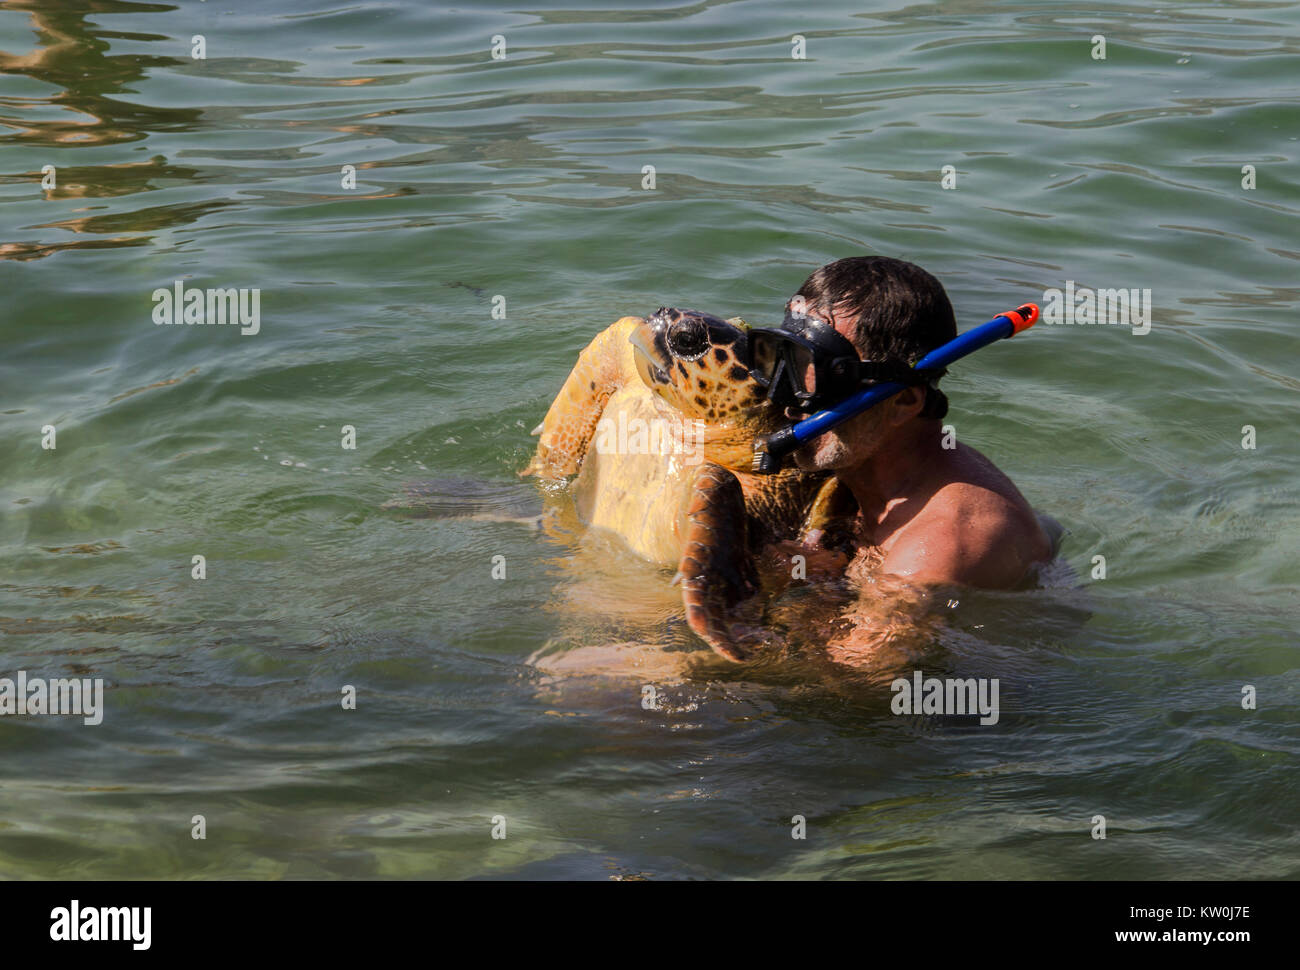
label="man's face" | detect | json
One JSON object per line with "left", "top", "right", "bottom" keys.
{"left": 784, "top": 300, "right": 892, "bottom": 471}
{"left": 791, "top": 403, "right": 889, "bottom": 471}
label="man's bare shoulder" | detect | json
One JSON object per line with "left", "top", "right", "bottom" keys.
{"left": 881, "top": 446, "right": 1050, "bottom": 588}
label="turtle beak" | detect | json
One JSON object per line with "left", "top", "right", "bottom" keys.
{"left": 629, "top": 320, "right": 672, "bottom": 387}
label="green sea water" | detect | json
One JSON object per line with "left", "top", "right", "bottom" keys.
{"left": 0, "top": 0, "right": 1297, "bottom": 880}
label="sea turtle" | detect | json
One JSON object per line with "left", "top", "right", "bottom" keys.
{"left": 523, "top": 308, "right": 855, "bottom": 660}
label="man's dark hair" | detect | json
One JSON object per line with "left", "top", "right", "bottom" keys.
{"left": 794, "top": 256, "right": 957, "bottom": 419}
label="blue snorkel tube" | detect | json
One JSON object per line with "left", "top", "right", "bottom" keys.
{"left": 752, "top": 303, "right": 1039, "bottom": 474}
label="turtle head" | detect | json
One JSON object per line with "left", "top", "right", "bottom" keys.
{"left": 630, "top": 308, "right": 767, "bottom": 420}
{"left": 630, "top": 308, "right": 787, "bottom": 468}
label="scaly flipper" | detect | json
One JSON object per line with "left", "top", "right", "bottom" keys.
{"left": 382, "top": 477, "right": 543, "bottom": 526}
{"left": 798, "top": 476, "right": 859, "bottom": 550}
{"left": 522, "top": 316, "right": 642, "bottom": 480}
{"left": 677, "top": 464, "right": 765, "bottom": 661}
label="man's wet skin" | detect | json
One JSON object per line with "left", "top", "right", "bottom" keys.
{"left": 787, "top": 304, "right": 1051, "bottom": 588}
{"left": 756, "top": 301, "right": 1054, "bottom": 665}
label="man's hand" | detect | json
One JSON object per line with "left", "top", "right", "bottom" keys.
{"left": 758, "top": 538, "right": 851, "bottom": 586}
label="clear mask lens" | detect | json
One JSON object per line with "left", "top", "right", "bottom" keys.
{"left": 791, "top": 345, "right": 816, "bottom": 395}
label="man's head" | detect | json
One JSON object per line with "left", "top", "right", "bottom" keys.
{"left": 787, "top": 256, "right": 957, "bottom": 471}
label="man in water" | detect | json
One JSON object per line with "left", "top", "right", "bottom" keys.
{"left": 775, "top": 256, "right": 1053, "bottom": 590}
{"left": 736, "top": 256, "right": 1057, "bottom": 666}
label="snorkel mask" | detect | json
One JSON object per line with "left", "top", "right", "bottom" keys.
{"left": 748, "top": 301, "right": 941, "bottom": 415}
{"left": 750, "top": 302, "right": 1040, "bottom": 474}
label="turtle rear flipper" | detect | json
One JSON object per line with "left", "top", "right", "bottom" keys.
{"left": 383, "top": 477, "right": 543, "bottom": 526}
{"left": 677, "top": 464, "right": 766, "bottom": 661}
{"left": 522, "top": 316, "right": 643, "bottom": 480}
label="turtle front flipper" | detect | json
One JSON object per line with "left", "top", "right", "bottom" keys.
{"left": 523, "top": 316, "right": 643, "bottom": 480}
{"left": 798, "top": 475, "right": 859, "bottom": 550}
{"left": 677, "top": 464, "right": 766, "bottom": 661}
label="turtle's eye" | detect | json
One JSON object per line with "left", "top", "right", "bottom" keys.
{"left": 667, "top": 315, "right": 710, "bottom": 361}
